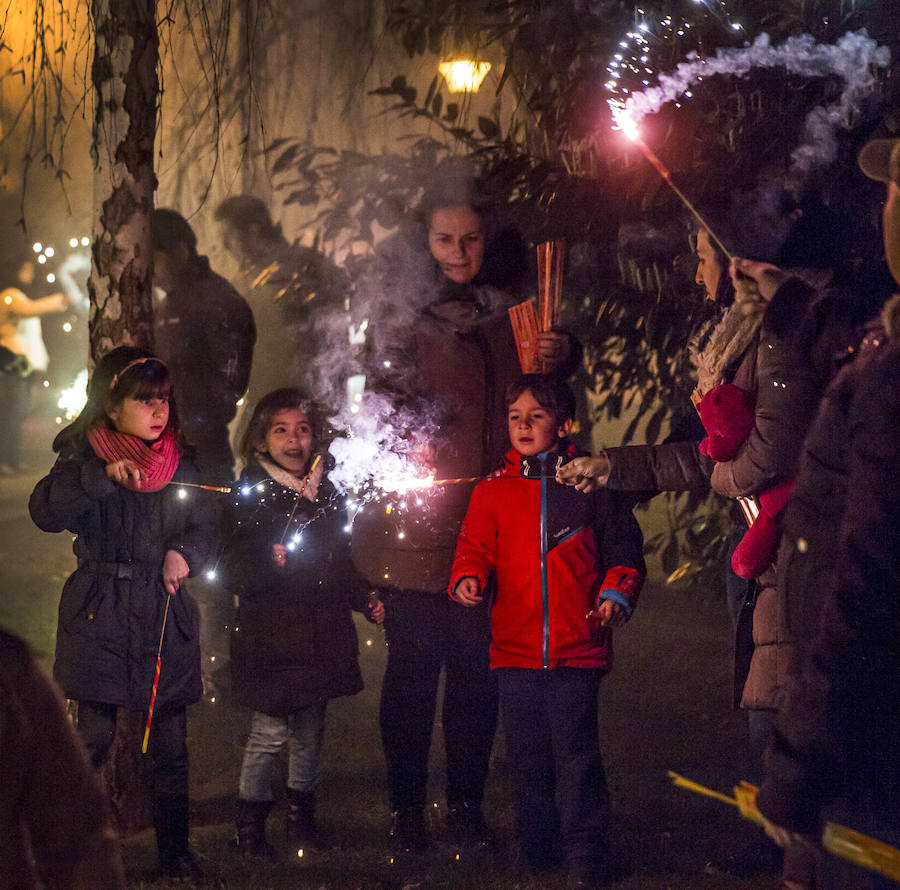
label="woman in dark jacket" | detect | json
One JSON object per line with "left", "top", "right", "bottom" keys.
{"left": 28, "top": 346, "right": 216, "bottom": 880}
{"left": 349, "top": 173, "right": 578, "bottom": 851}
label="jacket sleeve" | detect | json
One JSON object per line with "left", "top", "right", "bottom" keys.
{"left": 165, "top": 466, "right": 219, "bottom": 576}
{"left": 605, "top": 440, "right": 713, "bottom": 493}
{"left": 756, "top": 346, "right": 900, "bottom": 832}
{"left": 592, "top": 490, "right": 646, "bottom": 618}
{"left": 448, "top": 482, "right": 498, "bottom": 600}
{"left": 711, "top": 282, "right": 822, "bottom": 498}
{"left": 29, "top": 447, "right": 118, "bottom": 534}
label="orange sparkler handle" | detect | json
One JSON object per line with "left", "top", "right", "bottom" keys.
{"left": 279, "top": 455, "right": 323, "bottom": 544}
{"left": 168, "top": 481, "right": 232, "bottom": 493}
{"left": 142, "top": 593, "right": 171, "bottom": 754}
{"left": 142, "top": 655, "right": 162, "bottom": 754}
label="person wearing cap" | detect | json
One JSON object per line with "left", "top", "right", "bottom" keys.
{"left": 738, "top": 135, "right": 900, "bottom": 889}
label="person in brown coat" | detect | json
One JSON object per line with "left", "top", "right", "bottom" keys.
{"left": 0, "top": 628, "right": 125, "bottom": 889}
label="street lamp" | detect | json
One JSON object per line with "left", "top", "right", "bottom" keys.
{"left": 438, "top": 60, "right": 491, "bottom": 93}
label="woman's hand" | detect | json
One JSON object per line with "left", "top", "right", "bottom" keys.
{"left": 536, "top": 330, "right": 571, "bottom": 372}
{"left": 106, "top": 459, "right": 143, "bottom": 488}
{"left": 162, "top": 549, "right": 190, "bottom": 595}
{"left": 556, "top": 454, "right": 610, "bottom": 492}
{"left": 730, "top": 258, "right": 788, "bottom": 305}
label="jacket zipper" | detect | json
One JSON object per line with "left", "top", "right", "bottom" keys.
{"left": 540, "top": 458, "right": 550, "bottom": 669}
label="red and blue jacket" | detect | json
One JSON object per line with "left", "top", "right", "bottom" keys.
{"left": 449, "top": 445, "right": 644, "bottom": 672}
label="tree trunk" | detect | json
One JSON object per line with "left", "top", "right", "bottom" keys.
{"left": 89, "top": 0, "right": 158, "bottom": 361}
{"left": 88, "top": 0, "right": 159, "bottom": 833}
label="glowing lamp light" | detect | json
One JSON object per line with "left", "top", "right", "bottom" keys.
{"left": 62, "top": 322, "right": 72, "bottom": 332}
{"left": 80, "top": 236, "right": 89, "bottom": 246}
{"left": 32, "top": 242, "right": 42, "bottom": 253}
{"left": 438, "top": 60, "right": 491, "bottom": 93}
{"left": 69, "top": 237, "right": 79, "bottom": 247}
{"left": 44, "top": 246, "right": 54, "bottom": 257}
{"left": 47, "top": 273, "right": 56, "bottom": 283}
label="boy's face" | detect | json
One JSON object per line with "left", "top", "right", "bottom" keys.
{"left": 263, "top": 408, "right": 314, "bottom": 476}
{"left": 507, "top": 389, "right": 571, "bottom": 457}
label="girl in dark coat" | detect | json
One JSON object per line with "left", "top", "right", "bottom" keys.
{"left": 224, "top": 388, "right": 381, "bottom": 859}
{"left": 29, "top": 345, "right": 216, "bottom": 880}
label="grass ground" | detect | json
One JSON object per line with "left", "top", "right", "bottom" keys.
{"left": 0, "top": 431, "right": 780, "bottom": 889}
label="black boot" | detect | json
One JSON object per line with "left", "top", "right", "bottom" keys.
{"left": 286, "top": 788, "right": 319, "bottom": 851}
{"left": 234, "top": 798, "right": 280, "bottom": 862}
{"left": 153, "top": 793, "right": 202, "bottom": 880}
{"left": 388, "top": 807, "right": 430, "bottom": 853}
{"left": 445, "top": 801, "right": 495, "bottom": 851}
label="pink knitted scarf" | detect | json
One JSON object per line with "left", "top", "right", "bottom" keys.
{"left": 88, "top": 425, "right": 180, "bottom": 492}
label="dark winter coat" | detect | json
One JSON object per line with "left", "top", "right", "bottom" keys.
{"left": 29, "top": 439, "right": 215, "bottom": 710}
{"left": 0, "top": 630, "right": 126, "bottom": 890}
{"left": 757, "top": 321, "right": 900, "bottom": 838}
{"left": 603, "top": 280, "right": 834, "bottom": 709}
{"left": 449, "top": 446, "right": 645, "bottom": 672}
{"left": 223, "top": 464, "right": 368, "bottom": 716}
{"left": 351, "top": 283, "right": 580, "bottom": 594}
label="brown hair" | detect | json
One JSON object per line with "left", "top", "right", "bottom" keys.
{"left": 239, "top": 388, "right": 321, "bottom": 467}
{"left": 505, "top": 374, "right": 576, "bottom": 424}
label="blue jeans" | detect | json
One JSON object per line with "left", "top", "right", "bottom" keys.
{"left": 238, "top": 702, "right": 327, "bottom": 801}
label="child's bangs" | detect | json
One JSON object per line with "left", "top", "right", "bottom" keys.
{"left": 121, "top": 361, "right": 173, "bottom": 401}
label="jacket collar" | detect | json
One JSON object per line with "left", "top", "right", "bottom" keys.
{"left": 503, "top": 442, "right": 579, "bottom": 478}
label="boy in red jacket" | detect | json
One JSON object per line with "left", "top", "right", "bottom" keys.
{"left": 449, "top": 374, "right": 644, "bottom": 889}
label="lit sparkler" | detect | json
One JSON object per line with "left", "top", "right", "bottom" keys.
{"left": 612, "top": 107, "right": 732, "bottom": 259}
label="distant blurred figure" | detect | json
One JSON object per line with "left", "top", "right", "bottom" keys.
{"left": 0, "top": 628, "right": 126, "bottom": 889}
{"left": 214, "top": 196, "right": 349, "bottom": 432}
{"left": 152, "top": 208, "right": 256, "bottom": 483}
{"left": 0, "top": 259, "right": 70, "bottom": 475}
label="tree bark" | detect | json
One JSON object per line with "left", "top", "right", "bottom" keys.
{"left": 89, "top": 0, "right": 158, "bottom": 361}
{"left": 88, "top": 0, "right": 159, "bottom": 833}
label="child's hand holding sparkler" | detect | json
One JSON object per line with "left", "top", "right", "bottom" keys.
{"left": 107, "top": 458, "right": 143, "bottom": 488}
{"left": 272, "top": 542, "right": 287, "bottom": 568}
{"left": 162, "top": 549, "right": 189, "bottom": 594}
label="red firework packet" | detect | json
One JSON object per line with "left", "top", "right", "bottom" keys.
{"left": 508, "top": 300, "right": 541, "bottom": 373}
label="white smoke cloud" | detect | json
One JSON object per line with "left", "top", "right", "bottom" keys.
{"left": 618, "top": 30, "right": 891, "bottom": 189}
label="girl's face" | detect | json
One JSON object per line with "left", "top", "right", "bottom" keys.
{"left": 263, "top": 408, "right": 314, "bottom": 476}
{"left": 108, "top": 396, "right": 170, "bottom": 441}
{"left": 507, "top": 389, "right": 570, "bottom": 457}
{"left": 428, "top": 206, "right": 485, "bottom": 284}
{"left": 695, "top": 228, "right": 723, "bottom": 301}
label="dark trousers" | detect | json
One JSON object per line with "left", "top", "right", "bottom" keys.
{"left": 77, "top": 701, "right": 191, "bottom": 864}
{"left": 77, "top": 701, "right": 189, "bottom": 798}
{"left": 379, "top": 590, "right": 498, "bottom": 813}
{"left": 497, "top": 666, "right": 609, "bottom": 869}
